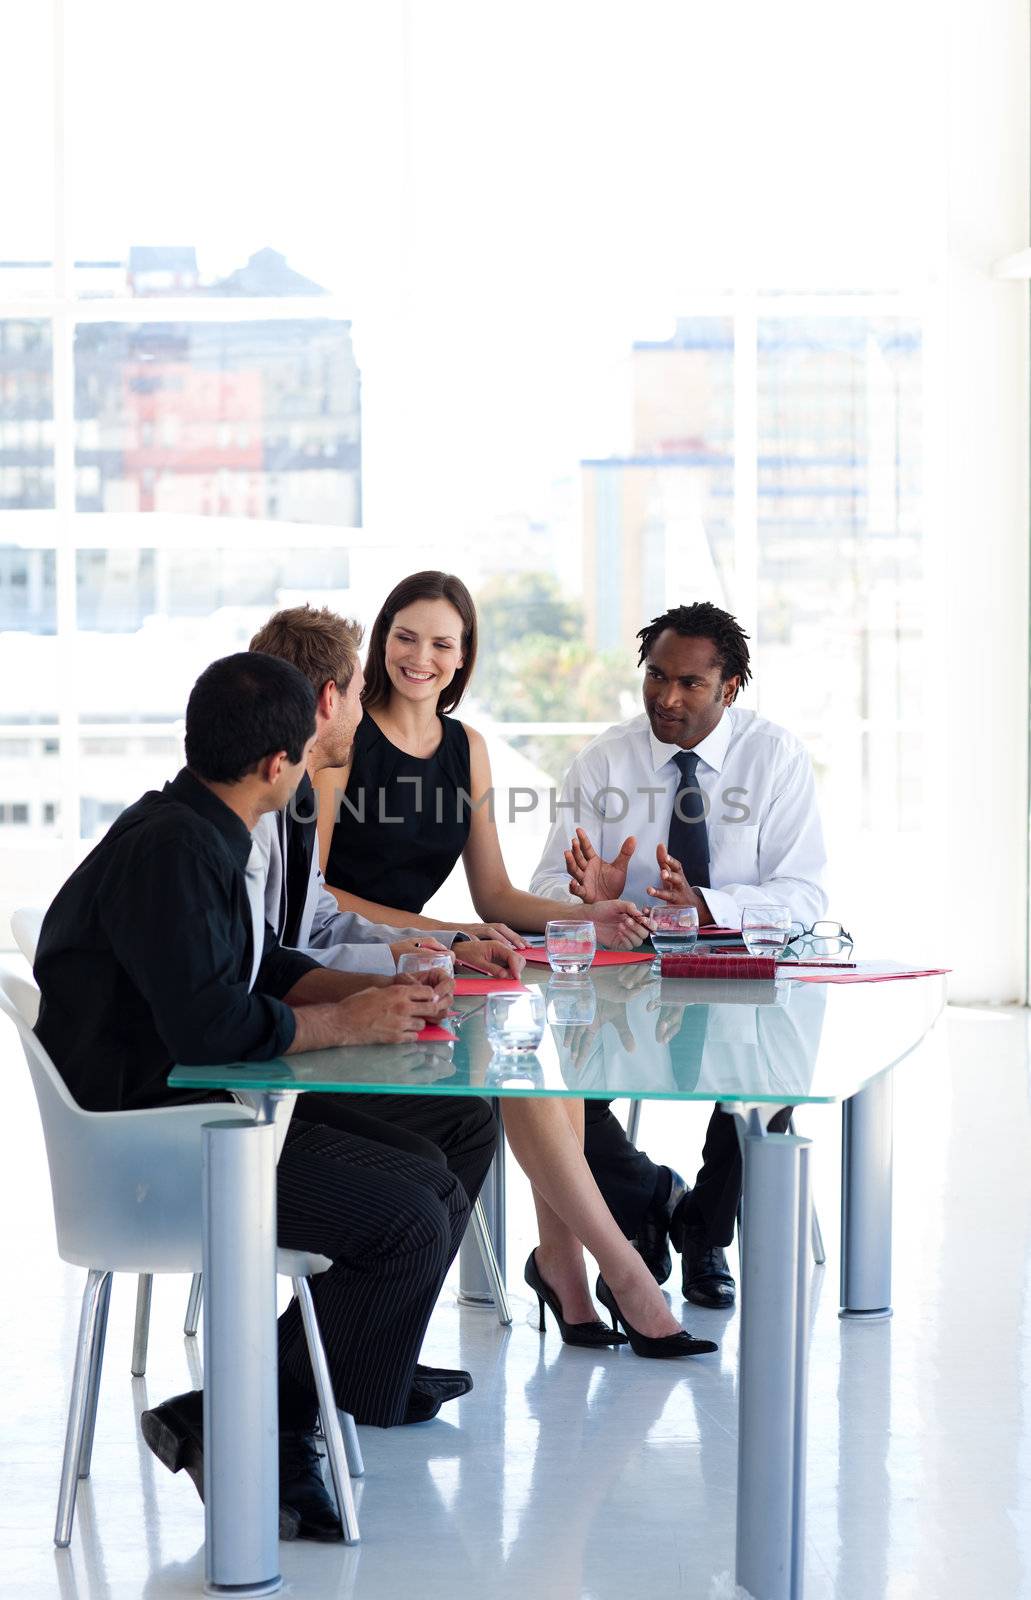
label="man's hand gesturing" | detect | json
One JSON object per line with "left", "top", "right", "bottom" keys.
{"left": 564, "top": 828, "right": 637, "bottom": 904}
{"left": 645, "top": 843, "right": 712, "bottom": 922}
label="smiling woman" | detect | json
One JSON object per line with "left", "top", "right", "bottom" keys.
{"left": 360, "top": 570, "right": 478, "bottom": 722}
{"left": 313, "top": 570, "right": 649, "bottom": 951}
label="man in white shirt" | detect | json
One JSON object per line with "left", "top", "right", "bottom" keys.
{"left": 530, "top": 601, "right": 828, "bottom": 1310}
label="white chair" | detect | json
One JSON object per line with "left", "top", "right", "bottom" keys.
{"left": 13, "top": 907, "right": 512, "bottom": 1345}
{"left": 0, "top": 971, "right": 361, "bottom": 1548}
{"left": 11, "top": 906, "right": 44, "bottom": 963}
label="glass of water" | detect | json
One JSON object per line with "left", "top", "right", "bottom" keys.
{"left": 741, "top": 904, "right": 792, "bottom": 958}
{"left": 545, "top": 919, "right": 597, "bottom": 975}
{"left": 485, "top": 990, "right": 546, "bottom": 1054}
{"left": 649, "top": 906, "right": 700, "bottom": 969}
{"left": 397, "top": 949, "right": 455, "bottom": 981}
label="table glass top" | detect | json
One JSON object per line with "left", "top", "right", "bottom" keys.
{"left": 169, "top": 960, "right": 946, "bottom": 1106}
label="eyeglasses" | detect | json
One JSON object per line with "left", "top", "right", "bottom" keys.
{"left": 782, "top": 920, "right": 853, "bottom": 958}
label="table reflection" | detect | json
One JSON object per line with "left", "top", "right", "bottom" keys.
{"left": 547, "top": 967, "right": 828, "bottom": 1104}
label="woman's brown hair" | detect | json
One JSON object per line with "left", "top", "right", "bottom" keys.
{"left": 362, "top": 571, "right": 478, "bottom": 715}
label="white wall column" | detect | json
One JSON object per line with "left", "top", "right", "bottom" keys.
{"left": 942, "top": 0, "right": 1029, "bottom": 1003}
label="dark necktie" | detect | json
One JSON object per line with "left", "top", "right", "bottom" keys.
{"left": 667, "top": 750, "right": 710, "bottom": 889}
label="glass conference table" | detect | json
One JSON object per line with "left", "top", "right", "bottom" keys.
{"left": 169, "top": 958, "right": 946, "bottom": 1600}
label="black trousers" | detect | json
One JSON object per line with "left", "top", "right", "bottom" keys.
{"left": 275, "top": 1092, "right": 497, "bottom": 1430}
{"left": 299, "top": 1090, "right": 498, "bottom": 1208}
{"left": 584, "top": 1099, "right": 792, "bottom": 1250}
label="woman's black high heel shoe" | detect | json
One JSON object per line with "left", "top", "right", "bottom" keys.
{"left": 524, "top": 1251, "right": 628, "bottom": 1347}
{"left": 595, "top": 1275, "right": 718, "bottom": 1358}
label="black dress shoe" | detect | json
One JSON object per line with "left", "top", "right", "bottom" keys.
{"left": 141, "top": 1390, "right": 301, "bottom": 1541}
{"left": 673, "top": 1217, "right": 736, "bottom": 1309}
{"left": 633, "top": 1167, "right": 689, "bottom": 1284}
{"left": 279, "top": 1429, "right": 344, "bottom": 1541}
{"left": 414, "top": 1362, "right": 474, "bottom": 1388}
{"left": 404, "top": 1366, "right": 474, "bottom": 1423}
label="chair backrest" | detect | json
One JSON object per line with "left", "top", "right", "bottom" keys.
{"left": 0, "top": 971, "right": 248, "bottom": 1273}
{"left": 11, "top": 906, "right": 45, "bottom": 963}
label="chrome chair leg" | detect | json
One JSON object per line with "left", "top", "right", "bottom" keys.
{"left": 319, "top": 1407, "right": 363, "bottom": 1475}
{"left": 340, "top": 1411, "right": 365, "bottom": 1478}
{"left": 472, "top": 1197, "right": 511, "bottom": 1325}
{"left": 292, "top": 1277, "right": 360, "bottom": 1544}
{"left": 625, "top": 1098, "right": 642, "bottom": 1144}
{"left": 78, "top": 1271, "right": 113, "bottom": 1478}
{"left": 183, "top": 1272, "right": 203, "bottom": 1337}
{"left": 811, "top": 1204, "right": 827, "bottom": 1266}
{"left": 131, "top": 1273, "right": 152, "bottom": 1377}
{"left": 788, "top": 1115, "right": 825, "bottom": 1266}
{"left": 55, "top": 1268, "right": 110, "bottom": 1547}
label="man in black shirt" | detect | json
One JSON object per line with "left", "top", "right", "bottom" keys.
{"left": 35, "top": 651, "right": 494, "bottom": 1541}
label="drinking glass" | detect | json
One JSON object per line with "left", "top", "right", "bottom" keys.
{"left": 545, "top": 919, "right": 597, "bottom": 975}
{"left": 546, "top": 977, "right": 597, "bottom": 1027}
{"left": 397, "top": 949, "right": 455, "bottom": 981}
{"left": 484, "top": 1055, "right": 545, "bottom": 1090}
{"left": 649, "top": 906, "right": 700, "bottom": 968}
{"left": 741, "top": 904, "right": 792, "bottom": 958}
{"left": 485, "top": 990, "right": 546, "bottom": 1054}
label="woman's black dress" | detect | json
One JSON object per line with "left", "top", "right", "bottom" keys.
{"left": 325, "top": 712, "right": 472, "bottom": 915}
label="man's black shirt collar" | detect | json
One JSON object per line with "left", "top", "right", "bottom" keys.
{"left": 166, "top": 768, "right": 252, "bottom": 869}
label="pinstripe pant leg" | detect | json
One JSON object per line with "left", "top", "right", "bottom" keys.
{"left": 300, "top": 1090, "right": 498, "bottom": 1208}
{"left": 276, "top": 1118, "right": 469, "bottom": 1429}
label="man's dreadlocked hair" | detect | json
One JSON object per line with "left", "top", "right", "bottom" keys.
{"left": 636, "top": 602, "right": 752, "bottom": 696}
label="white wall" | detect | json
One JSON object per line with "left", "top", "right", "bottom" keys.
{"left": 939, "top": 0, "right": 1029, "bottom": 1003}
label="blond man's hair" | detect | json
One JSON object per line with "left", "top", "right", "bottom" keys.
{"left": 249, "top": 605, "right": 364, "bottom": 696}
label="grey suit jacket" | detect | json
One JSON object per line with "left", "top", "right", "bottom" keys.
{"left": 253, "top": 809, "right": 460, "bottom": 976}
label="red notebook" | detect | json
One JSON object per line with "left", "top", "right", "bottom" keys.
{"left": 660, "top": 954, "right": 778, "bottom": 980}
{"left": 789, "top": 967, "right": 949, "bottom": 985}
{"left": 416, "top": 1023, "right": 458, "bottom": 1041}
{"left": 521, "top": 949, "right": 655, "bottom": 968}
{"left": 453, "top": 977, "right": 529, "bottom": 995}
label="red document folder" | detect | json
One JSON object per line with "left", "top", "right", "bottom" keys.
{"left": 789, "top": 967, "right": 949, "bottom": 985}
{"left": 415, "top": 1024, "right": 459, "bottom": 1041}
{"left": 521, "top": 949, "right": 655, "bottom": 967}
{"left": 453, "top": 977, "right": 529, "bottom": 995}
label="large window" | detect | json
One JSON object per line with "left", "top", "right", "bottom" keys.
{"left": 0, "top": 0, "right": 1015, "bottom": 975}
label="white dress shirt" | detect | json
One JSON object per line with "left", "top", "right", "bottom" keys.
{"left": 529, "top": 707, "right": 828, "bottom": 929}
{"left": 252, "top": 810, "right": 462, "bottom": 976}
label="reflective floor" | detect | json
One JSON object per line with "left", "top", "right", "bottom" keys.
{"left": 1, "top": 999, "right": 1028, "bottom": 1600}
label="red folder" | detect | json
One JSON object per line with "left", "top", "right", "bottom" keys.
{"left": 522, "top": 949, "right": 654, "bottom": 968}
{"left": 789, "top": 967, "right": 949, "bottom": 985}
{"left": 416, "top": 1023, "right": 459, "bottom": 1041}
{"left": 453, "top": 977, "right": 529, "bottom": 995}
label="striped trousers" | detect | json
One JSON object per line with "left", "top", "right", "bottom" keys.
{"left": 276, "top": 1094, "right": 495, "bottom": 1429}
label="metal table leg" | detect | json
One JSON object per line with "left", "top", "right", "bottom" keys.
{"left": 735, "top": 1111, "right": 812, "bottom": 1600}
{"left": 839, "top": 1074, "right": 893, "bottom": 1320}
{"left": 458, "top": 1101, "right": 507, "bottom": 1309}
{"left": 202, "top": 1108, "right": 282, "bottom": 1597}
